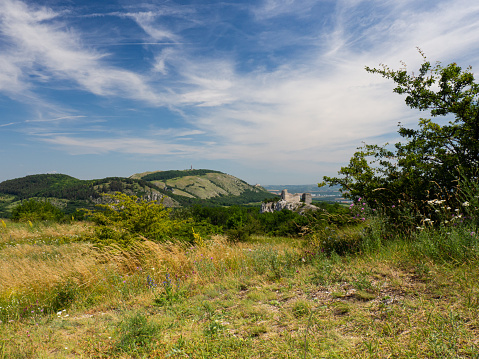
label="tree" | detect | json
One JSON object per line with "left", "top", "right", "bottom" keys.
{"left": 323, "top": 50, "right": 479, "bottom": 226}
{"left": 85, "top": 192, "right": 196, "bottom": 247}
{"left": 11, "top": 199, "right": 65, "bottom": 222}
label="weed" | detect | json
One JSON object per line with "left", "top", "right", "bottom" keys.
{"left": 352, "top": 275, "right": 374, "bottom": 291}
{"left": 115, "top": 312, "right": 160, "bottom": 354}
{"left": 411, "top": 225, "right": 479, "bottom": 264}
{"left": 353, "top": 290, "right": 376, "bottom": 301}
{"left": 332, "top": 302, "right": 350, "bottom": 315}
{"left": 204, "top": 319, "right": 225, "bottom": 337}
{"left": 292, "top": 299, "right": 311, "bottom": 318}
{"left": 248, "top": 324, "right": 267, "bottom": 337}
{"left": 49, "top": 280, "right": 77, "bottom": 313}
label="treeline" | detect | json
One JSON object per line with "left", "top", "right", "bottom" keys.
{"left": 0, "top": 174, "right": 81, "bottom": 198}
{"left": 171, "top": 189, "right": 277, "bottom": 207}
{"left": 141, "top": 169, "right": 222, "bottom": 182}
{"left": 173, "top": 203, "right": 352, "bottom": 238}
{"left": 0, "top": 175, "right": 169, "bottom": 201}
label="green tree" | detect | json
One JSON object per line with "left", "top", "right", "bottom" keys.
{"left": 11, "top": 199, "right": 65, "bottom": 222}
{"left": 323, "top": 50, "right": 479, "bottom": 226}
{"left": 85, "top": 192, "right": 194, "bottom": 246}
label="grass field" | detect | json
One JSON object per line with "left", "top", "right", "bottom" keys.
{"left": 0, "top": 220, "right": 478, "bottom": 358}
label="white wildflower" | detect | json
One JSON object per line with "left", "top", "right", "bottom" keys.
{"left": 463, "top": 201, "right": 470, "bottom": 207}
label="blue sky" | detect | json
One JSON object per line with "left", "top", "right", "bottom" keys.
{"left": 1, "top": 0, "right": 479, "bottom": 185}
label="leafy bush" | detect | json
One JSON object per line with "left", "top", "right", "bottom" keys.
{"left": 85, "top": 193, "right": 194, "bottom": 246}
{"left": 323, "top": 51, "right": 479, "bottom": 229}
{"left": 10, "top": 199, "right": 65, "bottom": 222}
{"left": 225, "top": 226, "right": 251, "bottom": 242}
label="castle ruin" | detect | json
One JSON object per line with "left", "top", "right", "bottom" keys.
{"left": 281, "top": 189, "right": 312, "bottom": 204}
{"left": 261, "top": 189, "right": 315, "bottom": 214}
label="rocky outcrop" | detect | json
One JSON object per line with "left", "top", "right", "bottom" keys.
{"left": 91, "top": 189, "right": 179, "bottom": 207}
{"left": 261, "top": 199, "right": 301, "bottom": 213}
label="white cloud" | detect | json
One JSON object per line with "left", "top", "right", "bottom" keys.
{"left": 253, "top": 0, "right": 320, "bottom": 19}
{"left": 40, "top": 135, "right": 210, "bottom": 156}
{"left": 0, "top": 0, "right": 166, "bottom": 105}
{"left": 151, "top": 128, "right": 206, "bottom": 137}
{"left": 127, "top": 11, "right": 180, "bottom": 42}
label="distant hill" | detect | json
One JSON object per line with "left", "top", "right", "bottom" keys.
{"left": 130, "top": 169, "right": 276, "bottom": 206}
{"left": 0, "top": 170, "right": 276, "bottom": 218}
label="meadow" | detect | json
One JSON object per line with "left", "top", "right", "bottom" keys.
{"left": 1, "top": 201, "right": 478, "bottom": 358}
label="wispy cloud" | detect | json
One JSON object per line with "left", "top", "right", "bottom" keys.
{"left": 151, "top": 128, "right": 206, "bottom": 137}
{"left": 126, "top": 11, "right": 180, "bottom": 42}
{"left": 26, "top": 115, "right": 87, "bottom": 123}
{"left": 2, "top": 0, "right": 479, "bottom": 183}
{"left": 0, "top": 122, "right": 18, "bottom": 127}
{"left": 252, "top": 0, "right": 320, "bottom": 20}
{"left": 0, "top": 0, "right": 165, "bottom": 105}
{"left": 40, "top": 135, "right": 210, "bottom": 156}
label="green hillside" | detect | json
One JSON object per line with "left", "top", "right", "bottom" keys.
{"left": 0, "top": 174, "right": 176, "bottom": 218}
{"left": 0, "top": 174, "right": 82, "bottom": 198}
{"left": 131, "top": 169, "right": 275, "bottom": 205}
{"left": 0, "top": 170, "right": 277, "bottom": 218}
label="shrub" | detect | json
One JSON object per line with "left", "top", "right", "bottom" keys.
{"left": 323, "top": 52, "right": 479, "bottom": 229}
{"left": 115, "top": 312, "right": 160, "bottom": 354}
{"left": 10, "top": 199, "right": 65, "bottom": 222}
{"left": 85, "top": 193, "right": 194, "bottom": 246}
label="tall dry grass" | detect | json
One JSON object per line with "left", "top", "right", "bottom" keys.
{"left": 0, "top": 220, "right": 92, "bottom": 245}
{"left": 0, "top": 222, "right": 301, "bottom": 321}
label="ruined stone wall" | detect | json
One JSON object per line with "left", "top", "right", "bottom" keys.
{"left": 301, "top": 193, "right": 312, "bottom": 204}
{"left": 281, "top": 189, "right": 301, "bottom": 203}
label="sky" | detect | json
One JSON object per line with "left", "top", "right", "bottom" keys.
{"left": 1, "top": 0, "right": 479, "bottom": 185}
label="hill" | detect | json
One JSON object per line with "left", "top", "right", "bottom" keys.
{"left": 0, "top": 170, "right": 276, "bottom": 217}
{"left": 130, "top": 169, "right": 276, "bottom": 206}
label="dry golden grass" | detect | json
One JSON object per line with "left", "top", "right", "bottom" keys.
{"left": 0, "top": 242, "right": 98, "bottom": 295}
{"left": 0, "top": 227, "right": 298, "bottom": 317}
{"left": 0, "top": 220, "right": 93, "bottom": 245}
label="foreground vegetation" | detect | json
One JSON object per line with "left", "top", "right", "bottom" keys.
{"left": 1, "top": 212, "right": 478, "bottom": 358}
